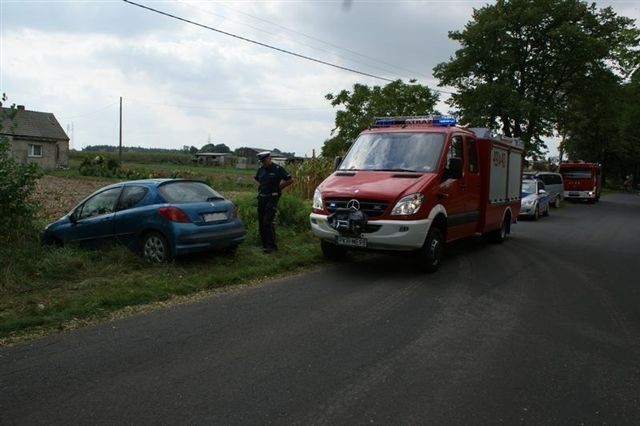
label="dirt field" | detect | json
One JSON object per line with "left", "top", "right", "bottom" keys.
{"left": 33, "top": 176, "right": 254, "bottom": 221}
{"left": 33, "top": 176, "right": 113, "bottom": 220}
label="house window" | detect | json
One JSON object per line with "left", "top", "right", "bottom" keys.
{"left": 29, "top": 144, "right": 43, "bottom": 157}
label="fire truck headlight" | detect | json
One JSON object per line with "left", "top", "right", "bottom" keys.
{"left": 313, "top": 188, "right": 323, "bottom": 210}
{"left": 391, "top": 193, "right": 424, "bottom": 216}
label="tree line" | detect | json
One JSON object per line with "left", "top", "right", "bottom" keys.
{"left": 322, "top": 0, "right": 639, "bottom": 185}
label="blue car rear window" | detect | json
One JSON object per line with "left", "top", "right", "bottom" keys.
{"left": 159, "top": 182, "right": 223, "bottom": 203}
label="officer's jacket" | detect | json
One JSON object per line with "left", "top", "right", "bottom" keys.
{"left": 255, "top": 164, "right": 292, "bottom": 195}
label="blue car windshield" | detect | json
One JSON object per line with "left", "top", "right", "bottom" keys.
{"left": 339, "top": 132, "right": 444, "bottom": 172}
{"left": 159, "top": 181, "right": 223, "bottom": 203}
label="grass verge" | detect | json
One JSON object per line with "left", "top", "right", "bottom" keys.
{"left": 1, "top": 194, "right": 323, "bottom": 344}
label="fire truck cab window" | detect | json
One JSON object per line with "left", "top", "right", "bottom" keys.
{"left": 447, "top": 136, "right": 464, "bottom": 168}
{"left": 467, "top": 138, "right": 478, "bottom": 173}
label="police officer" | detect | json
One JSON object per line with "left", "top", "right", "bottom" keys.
{"left": 254, "top": 151, "right": 293, "bottom": 253}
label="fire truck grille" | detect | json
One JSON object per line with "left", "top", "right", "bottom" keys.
{"left": 325, "top": 198, "right": 389, "bottom": 218}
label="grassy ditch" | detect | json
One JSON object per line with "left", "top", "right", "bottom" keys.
{"left": 0, "top": 193, "right": 323, "bottom": 342}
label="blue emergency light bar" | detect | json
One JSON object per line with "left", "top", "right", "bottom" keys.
{"left": 372, "top": 115, "right": 457, "bottom": 127}
{"left": 431, "top": 115, "right": 457, "bottom": 126}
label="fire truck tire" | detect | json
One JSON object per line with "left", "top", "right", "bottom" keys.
{"left": 485, "top": 215, "right": 510, "bottom": 244}
{"left": 321, "top": 240, "right": 347, "bottom": 260}
{"left": 418, "top": 227, "right": 444, "bottom": 273}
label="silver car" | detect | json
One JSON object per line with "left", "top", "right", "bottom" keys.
{"left": 520, "top": 179, "right": 550, "bottom": 220}
{"left": 523, "top": 171, "right": 564, "bottom": 207}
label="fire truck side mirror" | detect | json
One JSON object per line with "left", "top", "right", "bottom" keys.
{"left": 446, "top": 157, "right": 463, "bottom": 180}
{"left": 333, "top": 156, "right": 342, "bottom": 171}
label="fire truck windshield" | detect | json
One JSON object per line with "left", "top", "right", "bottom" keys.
{"left": 560, "top": 168, "right": 593, "bottom": 179}
{"left": 340, "top": 132, "right": 445, "bottom": 173}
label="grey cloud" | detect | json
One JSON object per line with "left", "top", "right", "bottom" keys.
{"left": 1, "top": 1, "right": 184, "bottom": 36}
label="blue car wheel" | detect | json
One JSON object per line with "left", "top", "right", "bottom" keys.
{"left": 143, "top": 231, "right": 171, "bottom": 263}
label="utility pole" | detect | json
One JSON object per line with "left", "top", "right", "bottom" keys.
{"left": 119, "top": 96, "right": 123, "bottom": 166}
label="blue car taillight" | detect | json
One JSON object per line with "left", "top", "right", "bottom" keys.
{"left": 158, "top": 206, "right": 191, "bottom": 223}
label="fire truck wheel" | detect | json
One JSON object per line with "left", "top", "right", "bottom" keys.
{"left": 485, "top": 215, "right": 510, "bottom": 243}
{"left": 321, "top": 240, "right": 347, "bottom": 260}
{"left": 418, "top": 227, "right": 444, "bottom": 273}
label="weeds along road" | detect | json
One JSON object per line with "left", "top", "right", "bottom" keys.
{"left": 2, "top": 193, "right": 640, "bottom": 425}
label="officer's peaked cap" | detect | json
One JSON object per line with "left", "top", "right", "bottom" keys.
{"left": 257, "top": 151, "right": 271, "bottom": 160}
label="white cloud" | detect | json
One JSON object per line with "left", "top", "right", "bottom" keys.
{"left": 1, "top": 0, "right": 638, "bottom": 157}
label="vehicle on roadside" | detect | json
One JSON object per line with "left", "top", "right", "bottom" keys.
{"left": 522, "top": 171, "right": 564, "bottom": 208}
{"left": 42, "top": 179, "right": 245, "bottom": 263}
{"left": 559, "top": 161, "right": 602, "bottom": 203}
{"left": 310, "top": 116, "right": 524, "bottom": 272}
{"left": 519, "top": 179, "right": 550, "bottom": 220}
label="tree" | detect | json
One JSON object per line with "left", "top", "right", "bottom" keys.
{"left": 199, "top": 143, "right": 231, "bottom": 153}
{"left": 322, "top": 79, "right": 439, "bottom": 157}
{"left": 562, "top": 67, "right": 640, "bottom": 185}
{"left": 433, "top": 0, "right": 638, "bottom": 160}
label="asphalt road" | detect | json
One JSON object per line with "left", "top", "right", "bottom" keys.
{"left": 2, "top": 193, "right": 640, "bottom": 425}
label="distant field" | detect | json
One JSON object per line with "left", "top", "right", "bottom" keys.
{"left": 52, "top": 158, "right": 257, "bottom": 193}
{"left": 70, "top": 150, "right": 193, "bottom": 165}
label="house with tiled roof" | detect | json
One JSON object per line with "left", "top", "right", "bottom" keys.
{"left": 1, "top": 105, "right": 69, "bottom": 169}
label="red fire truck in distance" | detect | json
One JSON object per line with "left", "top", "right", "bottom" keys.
{"left": 558, "top": 161, "right": 602, "bottom": 203}
{"left": 310, "top": 116, "right": 524, "bottom": 272}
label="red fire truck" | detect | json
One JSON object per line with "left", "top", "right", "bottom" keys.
{"left": 558, "top": 161, "right": 602, "bottom": 203}
{"left": 310, "top": 116, "right": 524, "bottom": 272}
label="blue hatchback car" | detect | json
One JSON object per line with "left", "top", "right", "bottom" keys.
{"left": 42, "top": 179, "right": 245, "bottom": 262}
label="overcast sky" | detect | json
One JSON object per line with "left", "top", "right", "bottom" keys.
{"left": 1, "top": 0, "right": 638, "bottom": 157}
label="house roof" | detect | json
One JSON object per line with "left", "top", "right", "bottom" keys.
{"left": 0, "top": 107, "right": 69, "bottom": 142}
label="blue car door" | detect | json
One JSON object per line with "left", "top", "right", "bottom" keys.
{"left": 67, "top": 187, "right": 122, "bottom": 247}
{"left": 113, "top": 185, "right": 152, "bottom": 249}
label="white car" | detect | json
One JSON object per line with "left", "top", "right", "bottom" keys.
{"left": 519, "top": 179, "right": 550, "bottom": 220}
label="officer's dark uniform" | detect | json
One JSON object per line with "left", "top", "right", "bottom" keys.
{"left": 254, "top": 154, "right": 292, "bottom": 252}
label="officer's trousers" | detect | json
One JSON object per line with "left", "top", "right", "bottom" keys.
{"left": 257, "top": 195, "right": 279, "bottom": 249}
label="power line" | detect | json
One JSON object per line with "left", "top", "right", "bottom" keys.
{"left": 208, "top": 0, "right": 434, "bottom": 81}
{"left": 175, "top": 0, "right": 422, "bottom": 81}
{"left": 123, "top": 0, "right": 395, "bottom": 82}
{"left": 57, "top": 102, "right": 118, "bottom": 120}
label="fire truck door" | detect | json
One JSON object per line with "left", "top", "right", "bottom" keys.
{"left": 465, "top": 136, "right": 481, "bottom": 219}
{"left": 440, "top": 135, "right": 476, "bottom": 240}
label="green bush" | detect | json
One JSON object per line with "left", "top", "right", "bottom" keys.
{"left": 233, "top": 192, "right": 311, "bottom": 244}
{"left": 0, "top": 101, "right": 43, "bottom": 243}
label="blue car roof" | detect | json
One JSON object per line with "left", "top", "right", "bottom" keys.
{"left": 101, "top": 178, "right": 196, "bottom": 190}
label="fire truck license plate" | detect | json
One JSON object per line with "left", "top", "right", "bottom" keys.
{"left": 335, "top": 236, "right": 367, "bottom": 248}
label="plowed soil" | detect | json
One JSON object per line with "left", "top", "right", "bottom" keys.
{"left": 34, "top": 176, "right": 113, "bottom": 220}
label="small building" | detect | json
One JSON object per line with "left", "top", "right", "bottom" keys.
{"left": 192, "top": 152, "right": 234, "bottom": 167}
{"left": 1, "top": 105, "right": 69, "bottom": 169}
{"left": 235, "top": 147, "right": 295, "bottom": 169}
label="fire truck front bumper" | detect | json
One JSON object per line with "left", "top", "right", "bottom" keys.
{"left": 309, "top": 213, "right": 431, "bottom": 251}
{"left": 564, "top": 190, "right": 597, "bottom": 200}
